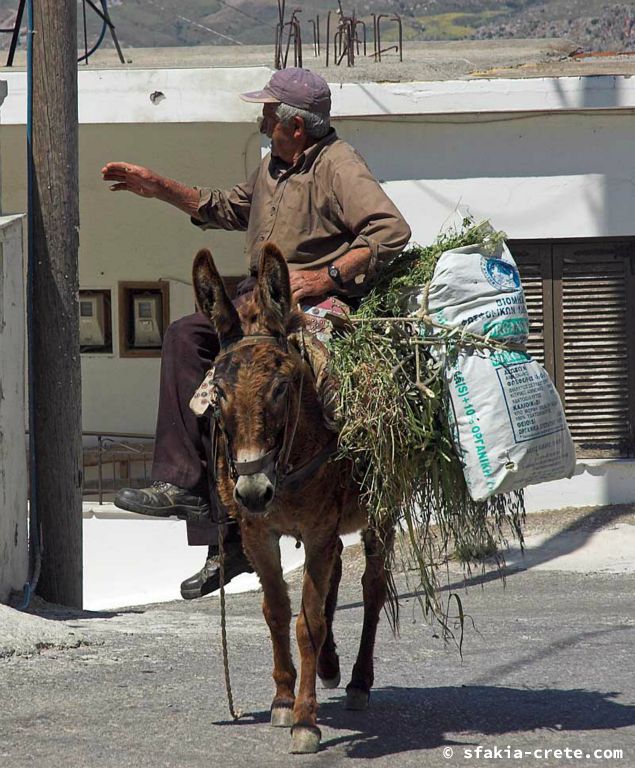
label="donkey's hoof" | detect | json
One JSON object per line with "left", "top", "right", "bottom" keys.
{"left": 320, "top": 670, "right": 341, "bottom": 689}
{"left": 271, "top": 705, "right": 294, "bottom": 728}
{"left": 345, "top": 687, "right": 370, "bottom": 711}
{"left": 290, "top": 725, "right": 321, "bottom": 754}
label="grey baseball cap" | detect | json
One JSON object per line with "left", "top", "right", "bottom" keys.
{"left": 241, "top": 68, "right": 331, "bottom": 113}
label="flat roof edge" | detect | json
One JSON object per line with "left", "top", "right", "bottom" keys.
{"left": 2, "top": 70, "right": 635, "bottom": 125}
{"left": 331, "top": 76, "right": 635, "bottom": 117}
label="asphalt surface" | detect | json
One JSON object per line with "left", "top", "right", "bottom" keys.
{"left": 1, "top": 506, "right": 634, "bottom": 767}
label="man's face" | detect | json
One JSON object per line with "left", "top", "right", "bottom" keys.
{"left": 260, "top": 103, "right": 303, "bottom": 163}
{"left": 259, "top": 102, "right": 279, "bottom": 139}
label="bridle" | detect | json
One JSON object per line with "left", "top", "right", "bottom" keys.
{"left": 208, "top": 333, "right": 338, "bottom": 498}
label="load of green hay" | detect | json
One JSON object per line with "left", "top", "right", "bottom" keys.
{"left": 329, "top": 218, "right": 525, "bottom": 633}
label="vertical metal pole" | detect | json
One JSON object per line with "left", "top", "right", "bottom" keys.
{"left": 6, "top": 0, "right": 27, "bottom": 67}
{"left": 274, "top": 24, "right": 281, "bottom": 69}
{"left": 22, "top": 0, "right": 41, "bottom": 609}
{"left": 81, "top": 0, "right": 88, "bottom": 64}
{"left": 372, "top": 14, "right": 377, "bottom": 61}
{"left": 295, "top": 19, "right": 302, "bottom": 68}
{"left": 283, "top": 21, "right": 293, "bottom": 68}
{"left": 98, "top": 436, "right": 103, "bottom": 505}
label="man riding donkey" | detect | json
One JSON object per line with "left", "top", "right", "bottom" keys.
{"left": 102, "top": 68, "right": 411, "bottom": 599}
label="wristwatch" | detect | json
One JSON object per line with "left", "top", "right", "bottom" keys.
{"left": 327, "top": 263, "right": 344, "bottom": 288}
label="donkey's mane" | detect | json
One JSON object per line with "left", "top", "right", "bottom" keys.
{"left": 237, "top": 290, "right": 305, "bottom": 339}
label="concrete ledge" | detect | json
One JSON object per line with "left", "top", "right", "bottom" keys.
{"left": 5, "top": 69, "right": 635, "bottom": 127}
{"left": 82, "top": 502, "right": 359, "bottom": 611}
{"left": 0, "top": 214, "right": 27, "bottom": 603}
{"left": 524, "top": 460, "right": 635, "bottom": 513}
{"left": 333, "top": 76, "right": 635, "bottom": 118}
{"left": 82, "top": 458, "right": 635, "bottom": 610}
{"left": 83, "top": 504, "right": 258, "bottom": 611}
{"left": 1, "top": 68, "right": 270, "bottom": 125}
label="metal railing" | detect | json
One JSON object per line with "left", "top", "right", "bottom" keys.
{"left": 274, "top": 0, "right": 403, "bottom": 70}
{"left": 82, "top": 431, "right": 154, "bottom": 504}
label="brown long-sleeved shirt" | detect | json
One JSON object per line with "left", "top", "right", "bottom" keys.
{"left": 192, "top": 130, "right": 411, "bottom": 290}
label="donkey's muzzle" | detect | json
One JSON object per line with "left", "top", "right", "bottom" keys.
{"left": 234, "top": 473, "right": 275, "bottom": 513}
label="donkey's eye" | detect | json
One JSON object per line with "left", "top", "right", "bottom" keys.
{"left": 272, "top": 380, "right": 289, "bottom": 401}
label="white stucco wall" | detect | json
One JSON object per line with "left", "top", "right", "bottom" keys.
{"left": 2, "top": 68, "right": 633, "bottom": 609}
{"left": 1, "top": 69, "right": 268, "bottom": 434}
{"left": 1, "top": 69, "right": 634, "bottom": 435}
{"left": 336, "top": 110, "right": 635, "bottom": 245}
{"left": 331, "top": 75, "right": 635, "bottom": 244}
{"left": 0, "top": 214, "right": 27, "bottom": 603}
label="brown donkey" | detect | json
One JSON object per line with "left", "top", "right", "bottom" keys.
{"left": 192, "top": 243, "right": 396, "bottom": 754}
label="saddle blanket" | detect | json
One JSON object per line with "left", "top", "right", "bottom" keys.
{"left": 189, "top": 295, "right": 350, "bottom": 419}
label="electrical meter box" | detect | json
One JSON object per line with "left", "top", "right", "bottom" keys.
{"left": 79, "top": 293, "right": 106, "bottom": 347}
{"left": 132, "top": 294, "right": 162, "bottom": 347}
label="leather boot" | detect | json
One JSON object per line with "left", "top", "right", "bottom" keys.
{"left": 114, "top": 481, "right": 210, "bottom": 520}
{"left": 180, "top": 543, "right": 254, "bottom": 600}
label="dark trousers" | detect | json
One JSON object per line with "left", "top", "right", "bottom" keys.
{"left": 151, "top": 312, "right": 236, "bottom": 549}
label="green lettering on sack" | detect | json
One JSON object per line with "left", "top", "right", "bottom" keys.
{"left": 490, "top": 349, "right": 530, "bottom": 368}
{"left": 483, "top": 317, "right": 529, "bottom": 339}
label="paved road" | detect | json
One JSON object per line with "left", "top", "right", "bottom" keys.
{"left": 1, "top": 507, "right": 634, "bottom": 767}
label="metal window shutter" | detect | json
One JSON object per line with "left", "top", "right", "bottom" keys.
{"left": 553, "top": 244, "right": 635, "bottom": 458}
{"left": 510, "top": 243, "right": 554, "bottom": 375}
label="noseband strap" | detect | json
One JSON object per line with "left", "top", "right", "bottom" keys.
{"left": 233, "top": 447, "right": 279, "bottom": 477}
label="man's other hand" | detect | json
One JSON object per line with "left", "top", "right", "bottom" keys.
{"left": 289, "top": 269, "right": 333, "bottom": 302}
{"left": 101, "top": 162, "right": 162, "bottom": 198}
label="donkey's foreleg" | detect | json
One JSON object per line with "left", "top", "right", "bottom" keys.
{"left": 241, "top": 524, "right": 296, "bottom": 727}
{"left": 291, "top": 533, "right": 339, "bottom": 754}
{"left": 346, "top": 524, "right": 395, "bottom": 711}
{"left": 317, "top": 537, "right": 343, "bottom": 689}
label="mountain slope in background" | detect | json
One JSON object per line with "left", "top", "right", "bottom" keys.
{"left": 474, "top": 2, "right": 635, "bottom": 50}
{"left": 0, "top": 0, "right": 634, "bottom": 51}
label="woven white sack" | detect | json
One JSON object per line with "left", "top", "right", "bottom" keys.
{"left": 427, "top": 240, "right": 576, "bottom": 501}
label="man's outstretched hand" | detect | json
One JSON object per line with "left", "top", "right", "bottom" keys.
{"left": 101, "top": 163, "right": 202, "bottom": 217}
{"left": 101, "top": 162, "right": 162, "bottom": 198}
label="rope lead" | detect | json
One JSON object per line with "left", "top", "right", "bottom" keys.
{"left": 219, "top": 527, "right": 242, "bottom": 720}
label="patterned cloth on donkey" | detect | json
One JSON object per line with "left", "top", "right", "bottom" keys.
{"left": 189, "top": 295, "right": 350, "bottom": 432}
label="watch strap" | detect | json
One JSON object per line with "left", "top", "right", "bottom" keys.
{"left": 328, "top": 263, "right": 344, "bottom": 287}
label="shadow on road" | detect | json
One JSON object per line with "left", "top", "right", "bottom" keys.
{"left": 470, "top": 626, "right": 633, "bottom": 686}
{"left": 338, "top": 505, "right": 633, "bottom": 614}
{"left": 16, "top": 602, "right": 145, "bottom": 623}
{"left": 217, "top": 684, "right": 635, "bottom": 758}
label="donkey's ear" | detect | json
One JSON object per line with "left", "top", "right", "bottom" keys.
{"left": 192, "top": 249, "right": 242, "bottom": 345}
{"left": 256, "top": 242, "right": 292, "bottom": 331}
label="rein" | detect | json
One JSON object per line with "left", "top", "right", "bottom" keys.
{"left": 211, "top": 332, "right": 336, "bottom": 722}
{"left": 209, "top": 333, "right": 337, "bottom": 493}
